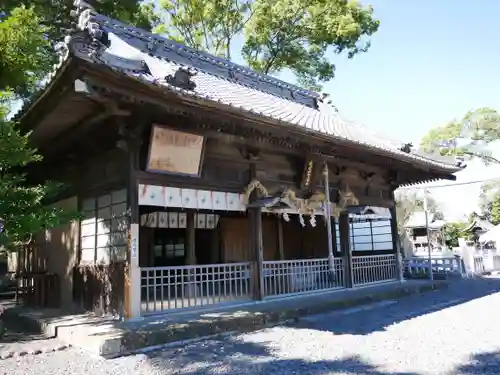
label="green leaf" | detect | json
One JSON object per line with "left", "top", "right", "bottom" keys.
{"left": 156, "top": 0, "right": 379, "bottom": 90}
{"left": 420, "top": 108, "right": 500, "bottom": 165}
{"left": 0, "top": 117, "right": 80, "bottom": 249}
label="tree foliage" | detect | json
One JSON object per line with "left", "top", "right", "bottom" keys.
{"left": 0, "top": 0, "right": 157, "bottom": 40}
{"left": 0, "top": 107, "right": 77, "bottom": 247}
{"left": 442, "top": 222, "right": 468, "bottom": 248}
{"left": 478, "top": 180, "right": 500, "bottom": 223}
{"left": 490, "top": 191, "right": 500, "bottom": 226}
{"left": 420, "top": 108, "right": 500, "bottom": 165}
{"left": 0, "top": 6, "right": 52, "bottom": 98}
{"left": 154, "top": 0, "right": 251, "bottom": 59}
{"left": 0, "top": 1, "right": 157, "bottom": 98}
{"left": 0, "top": 3, "right": 108, "bottom": 247}
{"left": 155, "top": 0, "right": 379, "bottom": 91}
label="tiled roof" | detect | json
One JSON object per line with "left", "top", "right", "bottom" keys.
{"left": 21, "top": 4, "right": 464, "bottom": 174}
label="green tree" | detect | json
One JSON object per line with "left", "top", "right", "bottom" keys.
{"left": 442, "top": 222, "right": 467, "bottom": 248}
{"left": 491, "top": 191, "right": 500, "bottom": 225}
{"left": 0, "top": 1, "right": 158, "bottom": 98}
{"left": 0, "top": 103, "right": 76, "bottom": 247}
{"left": 155, "top": 0, "right": 379, "bottom": 91}
{"left": 420, "top": 107, "right": 500, "bottom": 165}
{"left": 478, "top": 180, "right": 500, "bottom": 222}
{"left": 0, "top": 6, "right": 84, "bottom": 248}
{"left": 0, "top": 6, "right": 51, "bottom": 98}
{"left": 1, "top": 0, "right": 158, "bottom": 41}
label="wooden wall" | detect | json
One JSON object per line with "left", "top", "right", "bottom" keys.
{"left": 134, "top": 119, "right": 394, "bottom": 265}
{"left": 220, "top": 216, "right": 250, "bottom": 262}
{"left": 219, "top": 216, "right": 280, "bottom": 263}
{"left": 137, "top": 122, "right": 393, "bottom": 208}
{"left": 281, "top": 218, "right": 329, "bottom": 260}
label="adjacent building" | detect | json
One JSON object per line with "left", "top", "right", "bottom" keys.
{"left": 403, "top": 211, "right": 447, "bottom": 257}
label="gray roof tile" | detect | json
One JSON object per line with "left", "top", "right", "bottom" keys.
{"left": 25, "top": 7, "right": 465, "bottom": 174}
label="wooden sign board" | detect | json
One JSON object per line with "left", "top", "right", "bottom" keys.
{"left": 300, "top": 157, "right": 316, "bottom": 191}
{"left": 146, "top": 125, "right": 205, "bottom": 176}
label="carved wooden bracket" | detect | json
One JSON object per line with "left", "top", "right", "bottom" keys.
{"left": 240, "top": 145, "right": 261, "bottom": 161}
{"left": 116, "top": 112, "right": 148, "bottom": 152}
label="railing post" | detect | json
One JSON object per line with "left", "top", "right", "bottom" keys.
{"left": 126, "top": 223, "right": 141, "bottom": 319}
{"left": 339, "top": 211, "right": 354, "bottom": 288}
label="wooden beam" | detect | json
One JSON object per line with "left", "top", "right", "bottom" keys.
{"left": 18, "top": 59, "right": 80, "bottom": 133}
{"left": 82, "top": 68, "right": 459, "bottom": 177}
{"left": 37, "top": 101, "right": 131, "bottom": 157}
{"left": 135, "top": 170, "right": 245, "bottom": 193}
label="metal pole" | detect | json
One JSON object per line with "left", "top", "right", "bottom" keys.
{"left": 423, "top": 191, "right": 434, "bottom": 282}
{"left": 323, "top": 162, "right": 335, "bottom": 272}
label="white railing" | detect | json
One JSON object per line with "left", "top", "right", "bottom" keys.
{"left": 494, "top": 254, "right": 500, "bottom": 270}
{"left": 262, "top": 258, "right": 344, "bottom": 297}
{"left": 473, "top": 255, "right": 486, "bottom": 274}
{"left": 352, "top": 254, "right": 397, "bottom": 286}
{"left": 405, "top": 253, "right": 500, "bottom": 278}
{"left": 138, "top": 254, "right": 407, "bottom": 315}
{"left": 472, "top": 253, "right": 500, "bottom": 275}
{"left": 140, "top": 262, "right": 253, "bottom": 314}
{"left": 406, "top": 256, "right": 463, "bottom": 277}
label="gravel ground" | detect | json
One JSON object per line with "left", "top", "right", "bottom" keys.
{"left": 2, "top": 277, "right": 500, "bottom": 375}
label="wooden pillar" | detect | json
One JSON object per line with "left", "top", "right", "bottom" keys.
{"left": 322, "top": 162, "right": 335, "bottom": 272}
{"left": 249, "top": 207, "right": 264, "bottom": 299}
{"left": 185, "top": 211, "right": 198, "bottom": 297}
{"left": 123, "top": 119, "right": 143, "bottom": 320}
{"left": 277, "top": 217, "right": 285, "bottom": 260}
{"left": 210, "top": 222, "right": 220, "bottom": 263}
{"left": 186, "top": 211, "right": 197, "bottom": 265}
{"left": 390, "top": 191, "right": 404, "bottom": 282}
{"left": 248, "top": 164, "right": 264, "bottom": 300}
{"left": 339, "top": 211, "right": 354, "bottom": 288}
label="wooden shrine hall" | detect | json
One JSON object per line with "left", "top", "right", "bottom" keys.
{"left": 15, "top": 2, "right": 465, "bottom": 318}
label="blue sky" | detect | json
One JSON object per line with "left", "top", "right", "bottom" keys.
{"left": 229, "top": 0, "right": 499, "bottom": 221}
{"left": 228, "top": 0, "right": 500, "bottom": 145}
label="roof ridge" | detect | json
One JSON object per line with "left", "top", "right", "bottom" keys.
{"left": 15, "top": 1, "right": 456, "bottom": 174}
{"left": 72, "top": 1, "right": 321, "bottom": 102}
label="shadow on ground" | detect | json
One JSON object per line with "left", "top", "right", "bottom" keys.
{"left": 143, "top": 336, "right": 500, "bottom": 375}
{"left": 145, "top": 337, "right": 420, "bottom": 375}
{"left": 141, "top": 277, "right": 500, "bottom": 374}
{"left": 0, "top": 312, "right": 46, "bottom": 344}
{"left": 457, "top": 350, "right": 500, "bottom": 374}
{"left": 290, "top": 276, "right": 500, "bottom": 336}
